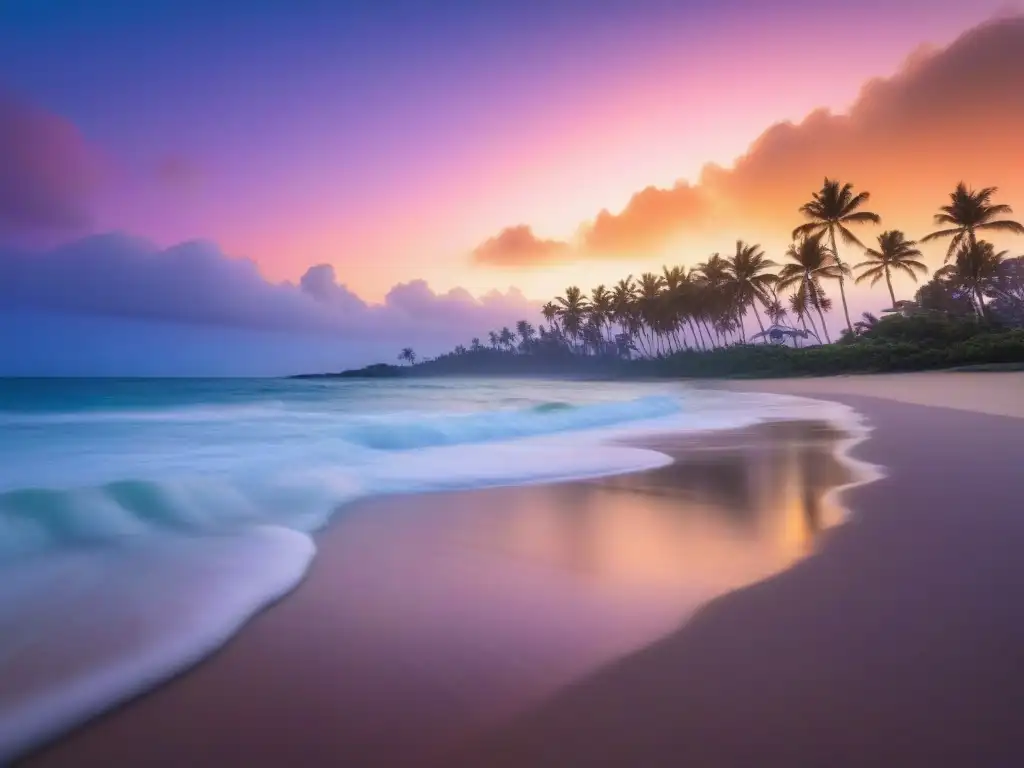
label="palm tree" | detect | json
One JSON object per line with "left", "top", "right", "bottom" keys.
{"left": 398, "top": 347, "right": 416, "bottom": 365}
{"left": 541, "top": 301, "right": 560, "bottom": 336}
{"left": 922, "top": 183, "right": 1024, "bottom": 262}
{"left": 787, "top": 290, "right": 815, "bottom": 338}
{"left": 611, "top": 276, "right": 636, "bottom": 337}
{"left": 778, "top": 234, "right": 843, "bottom": 343}
{"left": 582, "top": 317, "right": 604, "bottom": 356}
{"left": 659, "top": 266, "right": 685, "bottom": 350}
{"left": 589, "top": 285, "right": 614, "bottom": 342}
{"left": 853, "top": 312, "right": 879, "bottom": 335}
{"left": 697, "top": 253, "right": 737, "bottom": 345}
{"left": 937, "top": 240, "right": 1008, "bottom": 318}
{"left": 488, "top": 330, "right": 500, "bottom": 350}
{"left": 853, "top": 230, "right": 929, "bottom": 308}
{"left": 635, "top": 272, "right": 665, "bottom": 355}
{"left": 470, "top": 337, "right": 483, "bottom": 352}
{"left": 697, "top": 253, "right": 730, "bottom": 285}
{"left": 515, "top": 320, "right": 535, "bottom": 352}
{"left": 763, "top": 295, "right": 788, "bottom": 326}
{"left": 674, "top": 267, "right": 711, "bottom": 350}
{"left": 724, "top": 240, "right": 778, "bottom": 334}
{"left": 555, "top": 286, "right": 589, "bottom": 349}
{"left": 793, "top": 178, "right": 881, "bottom": 332}
{"left": 498, "top": 326, "right": 515, "bottom": 351}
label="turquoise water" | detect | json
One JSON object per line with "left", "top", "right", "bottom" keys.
{"left": 0, "top": 376, "right": 854, "bottom": 760}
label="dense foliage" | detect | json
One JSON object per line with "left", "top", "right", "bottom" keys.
{"left": 323, "top": 314, "right": 1024, "bottom": 380}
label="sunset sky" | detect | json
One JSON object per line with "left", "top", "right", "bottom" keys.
{"left": 1, "top": 0, "right": 1023, "bottom": 373}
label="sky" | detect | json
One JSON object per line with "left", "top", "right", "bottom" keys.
{"left": 1, "top": 0, "right": 1023, "bottom": 374}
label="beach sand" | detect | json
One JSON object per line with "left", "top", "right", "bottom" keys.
{"left": 24, "top": 371, "right": 1024, "bottom": 767}
{"left": 725, "top": 370, "right": 1024, "bottom": 418}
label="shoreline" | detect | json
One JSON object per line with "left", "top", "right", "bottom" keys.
{"left": 24, "top": 417, "right": 857, "bottom": 767}
{"left": 23, "top": 371, "right": 1024, "bottom": 766}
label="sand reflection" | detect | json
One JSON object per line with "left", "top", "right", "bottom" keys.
{"left": 475, "top": 420, "right": 852, "bottom": 594}
{"left": 313, "top": 419, "right": 857, "bottom": 731}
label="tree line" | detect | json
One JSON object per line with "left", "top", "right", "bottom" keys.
{"left": 402, "top": 179, "right": 1023, "bottom": 364}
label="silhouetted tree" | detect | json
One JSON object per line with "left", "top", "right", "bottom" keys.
{"left": 922, "top": 183, "right": 1024, "bottom": 262}
{"left": 724, "top": 240, "right": 778, "bottom": 334}
{"left": 853, "top": 230, "right": 928, "bottom": 308}
{"left": 937, "top": 240, "right": 1008, "bottom": 318}
{"left": 778, "top": 234, "right": 842, "bottom": 342}
{"left": 793, "top": 178, "right": 880, "bottom": 332}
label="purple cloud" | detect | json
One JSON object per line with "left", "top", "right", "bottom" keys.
{"left": 0, "top": 234, "right": 541, "bottom": 346}
{"left": 298, "top": 263, "right": 367, "bottom": 312}
{"left": 0, "top": 88, "right": 99, "bottom": 236}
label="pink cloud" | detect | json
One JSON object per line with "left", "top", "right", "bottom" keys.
{"left": 0, "top": 87, "right": 99, "bottom": 236}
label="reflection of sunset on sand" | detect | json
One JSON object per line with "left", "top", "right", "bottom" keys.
{"left": 461, "top": 421, "right": 854, "bottom": 595}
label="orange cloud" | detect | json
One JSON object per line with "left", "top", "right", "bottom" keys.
{"left": 476, "top": 15, "right": 1024, "bottom": 267}
{"left": 696, "top": 14, "right": 1024, "bottom": 239}
{"left": 471, "top": 224, "right": 570, "bottom": 266}
{"left": 581, "top": 182, "right": 709, "bottom": 255}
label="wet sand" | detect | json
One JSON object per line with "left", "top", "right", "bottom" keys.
{"left": 452, "top": 379, "right": 1024, "bottom": 767}
{"left": 24, "top": 420, "right": 854, "bottom": 767}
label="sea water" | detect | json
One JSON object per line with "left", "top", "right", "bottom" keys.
{"left": 0, "top": 376, "right": 860, "bottom": 760}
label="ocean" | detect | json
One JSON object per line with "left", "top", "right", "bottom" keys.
{"left": 0, "top": 376, "right": 860, "bottom": 760}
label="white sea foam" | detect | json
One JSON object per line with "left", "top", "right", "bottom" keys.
{"left": 0, "top": 379, "right": 866, "bottom": 762}
{"left": 0, "top": 526, "right": 315, "bottom": 761}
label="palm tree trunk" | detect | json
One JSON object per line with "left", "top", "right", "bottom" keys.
{"left": 752, "top": 302, "right": 767, "bottom": 334}
{"left": 829, "top": 228, "right": 854, "bottom": 333}
{"left": 798, "top": 313, "right": 811, "bottom": 345}
{"left": 885, "top": 269, "right": 897, "bottom": 309}
{"left": 689, "top": 319, "right": 706, "bottom": 350}
{"left": 815, "top": 305, "right": 832, "bottom": 343}
{"left": 635, "top": 331, "right": 649, "bottom": 358}
{"left": 700, "top": 319, "right": 715, "bottom": 348}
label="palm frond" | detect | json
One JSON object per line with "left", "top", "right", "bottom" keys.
{"left": 840, "top": 211, "right": 882, "bottom": 224}
{"left": 892, "top": 262, "right": 927, "bottom": 282}
{"left": 920, "top": 227, "right": 961, "bottom": 242}
{"left": 837, "top": 224, "right": 866, "bottom": 248}
{"left": 983, "top": 203, "right": 1014, "bottom": 216}
{"left": 792, "top": 222, "right": 824, "bottom": 239}
{"left": 977, "top": 220, "right": 1024, "bottom": 235}
{"left": 853, "top": 265, "right": 884, "bottom": 285}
